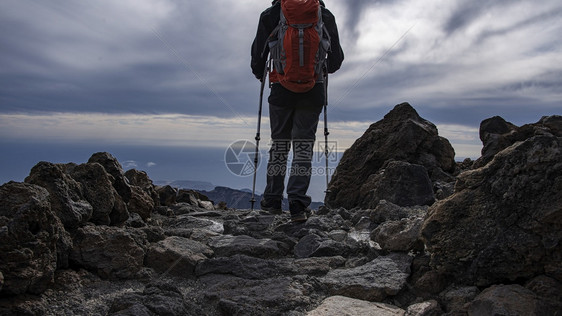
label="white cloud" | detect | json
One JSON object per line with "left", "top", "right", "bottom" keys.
{"left": 122, "top": 160, "right": 138, "bottom": 169}
{"left": 147, "top": 162, "right": 157, "bottom": 167}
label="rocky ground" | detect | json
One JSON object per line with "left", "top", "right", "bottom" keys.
{"left": 1, "top": 103, "right": 561, "bottom": 315}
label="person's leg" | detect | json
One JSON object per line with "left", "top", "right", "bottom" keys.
{"left": 287, "top": 104, "right": 322, "bottom": 215}
{"left": 262, "top": 103, "right": 294, "bottom": 208}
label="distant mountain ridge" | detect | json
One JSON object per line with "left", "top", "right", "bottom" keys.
{"left": 154, "top": 180, "right": 323, "bottom": 210}
{"left": 154, "top": 180, "right": 215, "bottom": 192}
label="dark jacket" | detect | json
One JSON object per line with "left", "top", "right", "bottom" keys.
{"left": 251, "top": 0, "right": 344, "bottom": 106}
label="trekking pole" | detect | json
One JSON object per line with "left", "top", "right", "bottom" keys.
{"left": 323, "top": 66, "right": 331, "bottom": 195}
{"left": 250, "top": 62, "right": 270, "bottom": 211}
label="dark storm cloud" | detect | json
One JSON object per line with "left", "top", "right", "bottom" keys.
{"left": 0, "top": 0, "right": 259, "bottom": 119}
{"left": 1, "top": 0, "right": 561, "bottom": 127}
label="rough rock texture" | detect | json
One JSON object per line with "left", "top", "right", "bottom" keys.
{"left": 359, "top": 161, "right": 435, "bottom": 208}
{"left": 2, "top": 110, "right": 562, "bottom": 315}
{"left": 69, "top": 225, "right": 145, "bottom": 279}
{"left": 127, "top": 186, "right": 154, "bottom": 221}
{"left": 124, "top": 169, "right": 160, "bottom": 207}
{"left": 88, "top": 152, "right": 132, "bottom": 203}
{"left": 25, "top": 162, "right": 92, "bottom": 229}
{"left": 145, "top": 236, "right": 213, "bottom": 277}
{"left": 320, "top": 253, "right": 412, "bottom": 301}
{"left": 326, "top": 103, "right": 455, "bottom": 209}
{"left": 476, "top": 115, "right": 562, "bottom": 167}
{"left": 69, "top": 162, "right": 129, "bottom": 226}
{"left": 0, "top": 182, "right": 64, "bottom": 295}
{"left": 372, "top": 216, "right": 424, "bottom": 252}
{"left": 466, "top": 284, "right": 559, "bottom": 316}
{"left": 307, "top": 296, "right": 405, "bottom": 316}
{"left": 405, "top": 300, "right": 442, "bottom": 316}
{"left": 422, "top": 126, "right": 562, "bottom": 286}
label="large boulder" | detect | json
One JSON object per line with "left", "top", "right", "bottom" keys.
{"left": 69, "top": 225, "right": 145, "bottom": 279}
{"left": 476, "top": 115, "right": 562, "bottom": 167}
{"left": 325, "top": 103, "right": 455, "bottom": 209}
{"left": 145, "top": 236, "right": 213, "bottom": 277}
{"left": 88, "top": 152, "right": 132, "bottom": 203}
{"left": 124, "top": 169, "right": 160, "bottom": 207}
{"left": 0, "top": 182, "right": 66, "bottom": 295}
{"left": 422, "top": 116, "right": 562, "bottom": 286}
{"left": 25, "top": 162, "right": 92, "bottom": 229}
{"left": 466, "top": 284, "right": 559, "bottom": 316}
{"left": 320, "top": 253, "right": 412, "bottom": 301}
{"left": 359, "top": 160, "right": 435, "bottom": 208}
{"left": 69, "top": 162, "right": 129, "bottom": 226}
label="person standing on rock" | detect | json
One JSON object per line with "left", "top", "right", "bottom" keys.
{"left": 251, "top": 0, "right": 344, "bottom": 222}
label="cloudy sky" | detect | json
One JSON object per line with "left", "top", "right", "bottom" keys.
{"left": 1, "top": 0, "right": 561, "bottom": 201}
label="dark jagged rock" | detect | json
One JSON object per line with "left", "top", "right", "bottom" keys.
{"left": 88, "top": 152, "right": 132, "bottom": 203}
{"left": 2, "top": 119, "right": 561, "bottom": 316}
{"left": 209, "top": 234, "right": 289, "bottom": 258}
{"left": 359, "top": 160, "right": 435, "bottom": 208}
{"left": 69, "top": 162, "right": 129, "bottom": 226}
{"left": 466, "top": 284, "right": 561, "bottom": 315}
{"left": 124, "top": 169, "right": 160, "bottom": 207}
{"left": 69, "top": 225, "right": 145, "bottom": 279}
{"left": 200, "top": 274, "right": 322, "bottom": 315}
{"left": 294, "top": 233, "right": 350, "bottom": 259}
{"left": 0, "top": 182, "right": 64, "bottom": 295}
{"left": 371, "top": 216, "right": 424, "bottom": 252}
{"left": 320, "top": 253, "right": 412, "bottom": 301}
{"left": 438, "top": 285, "right": 480, "bottom": 314}
{"left": 195, "top": 254, "right": 345, "bottom": 280}
{"left": 127, "top": 186, "right": 154, "bottom": 221}
{"left": 25, "top": 162, "right": 93, "bottom": 229}
{"left": 422, "top": 117, "right": 562, "bottom": 286}
{"left": 476, "top": 114, "right": 562, "bottom": 167}
{"left": 325, "top": 103, "right": 455, "bottom": 209}
{"left": 109, "top": 282, "right": 201, "bottom": 316}
{"left": 145, "top": 236, "right": 213, "bottom": 277}
{"left": 156, "top": 185, "right": 177, "bottom": 206}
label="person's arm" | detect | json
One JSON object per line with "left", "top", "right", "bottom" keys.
{"left": 323, "top": 8, "right": 344, "bottom": 74}
{"left": 251, "top": 4, "right": 280, "bottom": 80}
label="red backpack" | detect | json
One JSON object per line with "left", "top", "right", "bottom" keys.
{"left": 267, "top": 0, "right": 331, "bottom": 93}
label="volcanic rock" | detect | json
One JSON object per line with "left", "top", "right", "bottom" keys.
{"left": 371, "top": 216, "right": 424, "bottom": 252}
{"left": 69, "top": 225, "right": 145, "bottom": 279}
{"left": 422, "top": 117, "right": 562, "bottom": 286}
{"left": 125, "top": 169, "right": 160, "bottom": 206}
{"left": 25, "top": 162, "right": 93, "bottom": 229}
{"left": 325, "top": 102, "right": 455, "bottom": 209}
{"left": 320, "top": 253, "right": 412, "bottom": 301}
{"left": 88, "top": 152, "right": 132, "bottom": 203}
{"left": 69, "top": 162, "right": 129, "bottom": 226}
{"left": 476, "top": 115, "right": 562, "bottom": 167}
{"left": 145, "top": 236, "right": 213, "bottom": 277}
{"left": 0, "top": 182, "right": 64, "bottom": 295}
{"left": 307, "top": 296, "right": 405, "bottom": 316}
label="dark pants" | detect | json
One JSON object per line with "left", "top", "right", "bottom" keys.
{"left": 263, "top": 100, "right": 323, "bottom": 209}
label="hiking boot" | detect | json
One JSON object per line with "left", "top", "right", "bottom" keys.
{"left": 289, "top": 200, "right": 309, "bottom": 223}
{"left": 290, "top": 212, "right": 308, "bottom": 223}
{"left": 260, "top": 199, "right": 282, "bottom": 215}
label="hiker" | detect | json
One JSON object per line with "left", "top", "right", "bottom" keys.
{"left": 251, "top": 0, "right": 344, "bottom": 222}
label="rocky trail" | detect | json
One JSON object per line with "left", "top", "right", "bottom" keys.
{"left": 1, "top": 103, "right": 561, "bottom": 315}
